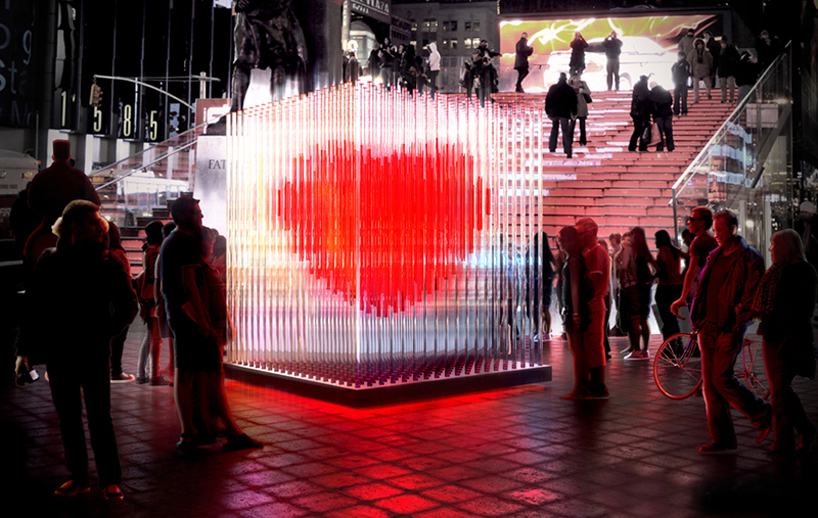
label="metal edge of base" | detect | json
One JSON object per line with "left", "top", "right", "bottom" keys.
{"left": 223, "top": 363, "right": 552, "bottom": 408}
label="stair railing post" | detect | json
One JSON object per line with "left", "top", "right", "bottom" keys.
{"left": 672, "top": 186, "right": 679, "bottom": 243}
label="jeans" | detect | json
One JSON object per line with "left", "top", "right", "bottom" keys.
{"left": 692, "top": 76, "right": 712, "bottom": 102}
{"left": 763, "top": 338, "right": 817, "bottom": 451}
{"left": 606, "top": 58, "right": 620, "bottom": 90}
{"left": 48, "top": 356, "right": 122, "bottom": 487}
{"left": 571, "top": 117, "right": 586, "bottom": 145}
{"left": 699, "top": 322, "right": 771, "bottom": 445}
{"left": 654, "top": 115, "right": 674, "bottom": 152}
{"left": 137, "top": 317, "right": 163, "bottom": 378}
{"left": 629, "top": 115, "right": 650, "bottom": 151}
{"left": 428, "top": 70, "right": 439, "bottom": 98}
{"left": 720, "top": 75, "right": 736, "bottom": 102}
{"left": 549, "top": 117, "right": 574, "bottom": 156}
{"left": 515, "top": 67, "right": 529, "bottom": 92}
{"left": 673, "top": 84, "right": 688, "bottom": 115}
{"left": 655, "top": 284, "right": 682, "bottom": 339}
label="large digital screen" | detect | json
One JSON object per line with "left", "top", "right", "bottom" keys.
{"left": 498, "top": 14, "right": 723, "bottom": 92}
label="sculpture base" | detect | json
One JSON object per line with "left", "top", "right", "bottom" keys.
{"left": 224, "top": 362, "right": 552, "bottom": 407}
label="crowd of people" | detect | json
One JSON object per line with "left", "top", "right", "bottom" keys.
{"left": 527, "top": 206, "right": 816, "bottom": 457}
{"left": 12, "top": 142, "right": 261, "bottom": 500}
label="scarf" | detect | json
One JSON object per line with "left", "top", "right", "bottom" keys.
{"left": 696, "top": 48, "right": 704, "bottom": 63}
{"left": 752, "top": 261, "right": 783, "bottom": 320}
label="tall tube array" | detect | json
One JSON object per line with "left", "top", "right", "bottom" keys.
{"left": 225, "top": 84, "right": 548, "bottom": 388}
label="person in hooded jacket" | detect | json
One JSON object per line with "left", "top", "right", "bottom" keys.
{"left": 628, "top": 75, "right": 651, "bottom": 152}
{"left": 649, "top": 81, "right": 674, "bottom": 152}
{"left": 687, "top": 38, "right": 713, "bottom": 103}
{"left": 427, "top": 42, "right": 441, "bottom": 97}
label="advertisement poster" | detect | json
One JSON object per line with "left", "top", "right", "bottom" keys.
{"left": 498, "top": 13, "right": 722, "bottom": 92}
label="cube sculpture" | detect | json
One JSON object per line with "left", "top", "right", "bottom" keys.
{"left": 224, "top": 84, "right": 552, "bottom": 405}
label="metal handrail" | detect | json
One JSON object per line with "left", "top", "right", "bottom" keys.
{"left": 88, "top": 121, "right": 207, "bottom": 179}
{"left": 93, "top": 140, "right": 197, "bottom": 191}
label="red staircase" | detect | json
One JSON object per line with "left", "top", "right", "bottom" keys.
{"left": 493, "top": 90, "right": 735, "bottom": 240}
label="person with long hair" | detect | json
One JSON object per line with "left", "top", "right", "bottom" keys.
{"left": 751, "top": 229, "right": 818, "bottom": 455}
{"left": 558, "top": 226, "right": 592, "bottom": 399}
{"left": 107, "top": 222, "right": 135, "bottom": 383}
{"left": 654, "top": 230, "right": 685, "bottom": 340}
{"left": 528, "top": 231, "right": 556, "bottom": 340}
{"left": 619, "top": 227, "right": 656, "bottom": 360}
{"left": 136, "top": 221, "right": 171, "bottom": 385}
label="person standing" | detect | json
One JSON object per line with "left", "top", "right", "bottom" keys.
{"left": 717, "top": 37, "right": 740, "bottom": 103}
{"left": 752, "top": 230, "right": 818, "bottom": 455}
{"left": 755, "top": 30, "right": 782, "bottom": 70}
{"left": 687, "top": 39, "right": 713, "bottom": 103}
{"left": 107, "top": 222, "right": 135, "bottom": 383}
{"left": 688, "top": 210, "right": 772, "bottom": 453}
{"left": 569, "top": 75, "right": 591, "bottom": 147}
{"left": 671, "top": 50, "right": 691, "bottom": 116}
{"left": 569, "top": 32, "right": 589, "bottom": 78}
{"left": 654, "top": 230, "right": 684, "bottom": 340}
{"left": 620, "top": 227, "right": 656, "bottom": 360}
{"left": 15, "top": 200, "right": 138, "bottom": 500}
{"left": 545, "top": 72, "right": 578, "bottom": 158}
{"left": 159, "top": 197, "right": 261, "bottom": 451}
{"left": 678, "top": 28, "right": 696, "bottom": 57}
{"left": 649, "top": 81, "right": 674, "bottom": 152}
{"left": 514, "top": 32, "right": 534, "bottom": 93}
{"left": 136, "top": 221, "right": 171, "bottom": 385}
{"left": 24, "top": 140, "right": 100, "bottom": 283}
{"left": 735, "top": 52, "right": 761, "bottom": 104}
{"left": 703, "top": 31, "right": 720, "bottom": 89}
{"left": 557, "top": 226, "right": 592, "bottom": 399}
{"left": 427, "top": 42, "right": 441, "bottom": 98}
{"left": 577, "top": 218, "right": 610, "bottom": 396}
{"left": 628, "top": 75, "right": 651, "bottom": 152}
{"left": 602, "top": 31, "right": 623, "bottom": 91}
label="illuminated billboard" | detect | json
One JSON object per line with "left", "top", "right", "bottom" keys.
{"left": 498, "top": 14, "right": 723, "bottom": 92}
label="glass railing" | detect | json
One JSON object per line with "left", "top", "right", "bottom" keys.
{"left": 670, "top": 44, "right": 793, "bottom": 259}
{"left": 88, "top": 123, "right": 207, "bottom": 227}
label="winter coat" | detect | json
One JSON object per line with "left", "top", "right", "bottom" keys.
{"left": 602, "top": 36, "right": 623, "bottom": 60}
{"left": 428, "top": 42, "right": 441, "bottom": 71}
{"left": 514, "top": 37, "right": 534, "bottom": 69}
{"left": 672, "top": 59, "right": 691, "bottom": 87}
{"left": 545, "top": 80, "right": 578, "bottom": 119}
{"left": 649, "top": 86, "right": 674, "bottom": 118}
{"left": 735, "top": 57, "right": 761, "bottom": 87}
{"left": 705, "top": 38, "right": 720, "bottom": 69}
{"left": 687, "top": 48, "right": 713, "bottom": 79}
{"left": 572, "top": 80, "right": 591, "bottom": 118}
{"left": 690, "top": 236, "right": 765, "bottom": 333}
{"left": 630, "top": 79, "right": 651, "bottom": 118}
{"left": 569, "top": 38, "right": 589, "bottom": 68}
{"left": 678, "top": 34, "right": 695, "bottom": 57}
{"left": 717, "top": 44, "right": 740, "bottom": 77}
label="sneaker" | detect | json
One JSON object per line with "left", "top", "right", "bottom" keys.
{"left": 103, "top": 485, "right": 124, "bottom": 501}
{"left": 697, "top": 442, "right": 736, "bottom": 454}
{"left": 54, "top": 479, "right": 90, "bottom": 497}
{"left": 135, "top": 375, "right": 149, "bottom": 384}
{"left": 111, "top": 372, "right": 135, "bottom": 383}
{"left": 150, "top": 375, "right": 173, "bottom": 386}
{"left": 624, "top": 350, "right": 649, "bottom": 361}
{"left": 541, "top": 333, "right": 551, "bottom": 341}
{"left": 619, "top": 346, "right": 633, "bottom": 355}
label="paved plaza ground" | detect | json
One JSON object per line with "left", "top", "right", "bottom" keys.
{"left": 3, "top": 324, "right": 818, "bottom": 518}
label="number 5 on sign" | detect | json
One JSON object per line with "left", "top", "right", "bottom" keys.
{"left": 149, "top": 110, "right": 158, "bottom": 141}
{"left": 93, "top": 106, "right": 103, "bottom": 133}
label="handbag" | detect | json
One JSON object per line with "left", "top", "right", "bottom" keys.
{"left": 583, "top": 92, "right": 592, "bottom": 103}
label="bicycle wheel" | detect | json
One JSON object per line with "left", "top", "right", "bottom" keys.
{"left": 738, "top": 338, "right": 770, "bottom": 400}
{"left": 654, "top": 332, "right": 703, "bottom": 399}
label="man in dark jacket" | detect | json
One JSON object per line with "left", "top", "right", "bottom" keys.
{"left": 704, "top": 31, "right": 720, "bottom": 89}
{"left": 735, "top": 52, "right": 761, "bottom": 103}
{"left": 628, "top": 75, "right": 651, "bottom": 152}
{"left": 755, "top": 30, "right": 782, "bottom": 70}
{"left": 545, "top": 72, "right": 578, "bottom": 158}
{"left": 602, "top": 31, "right": 623, "bottom": 91}
{"left": 514, "top": 32, "right": 534, "bottom": 93}
{"left": 717, "top": 38, "right": 740, "bottom": 103}
{"left": 689, "top": 210, "right": 772, "bottom": 453}
{"left": 16, "top": 200, "right": 138, "bottom": 500}
{"left": 671, "top": 51, "right": 691, "bottom": 115}
{"left": 649, "top": 81, "right": 674, "bottom": 152}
